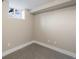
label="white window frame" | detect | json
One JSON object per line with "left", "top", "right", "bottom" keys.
{"left": 8, "top": 8, "right": 25, "bottom": 20}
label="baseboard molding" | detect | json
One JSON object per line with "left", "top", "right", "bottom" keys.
{"left": 3, "top": 41, "right": 76, "bottom": 58}
{"left": 2, "top": 41, "right": 34, "bottom": 57}
{"left": 33, "top": 41, "right": 76, "bottom": 58}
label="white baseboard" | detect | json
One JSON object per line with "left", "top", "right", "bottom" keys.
{"left": 3, "top": 41, "right": 76, "bottom": 58}
{"left": 33, "top": 41, "right": 76, "bottom": 58}
{"left": 2, "top": 41, "right": 34, "bottom": 57}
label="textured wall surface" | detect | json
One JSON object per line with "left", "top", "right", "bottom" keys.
{"left": 34, "top": 6, "right": 76, "bottom": 53}
{"left": 2, "top": 0, "right": 34, "bottom": 52}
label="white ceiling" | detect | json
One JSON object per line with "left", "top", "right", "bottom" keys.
{"left": 9, "top": 0, "right": 75, "bottom": 14}
{"left": 9, "top": 0, "right": 54, "bottom": 9}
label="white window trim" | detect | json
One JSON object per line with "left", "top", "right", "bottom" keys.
{"left": 8, "top": 8, "right": 25, "bottom": 20}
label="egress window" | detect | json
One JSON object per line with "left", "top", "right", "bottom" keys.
{"left": 8, "top": 8, "right": 25, "bottom": 19}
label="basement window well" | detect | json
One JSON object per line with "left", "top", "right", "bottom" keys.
{"left": 8, "top": 8, "right": 25, "bottom": 19}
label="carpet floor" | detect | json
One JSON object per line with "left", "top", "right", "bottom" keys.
{"left": 3, "top": 43, "right": 75, "bottom": 59}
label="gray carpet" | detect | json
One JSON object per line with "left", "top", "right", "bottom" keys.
{"left": 3, "top": 43, "right": 75, "bottom": 59}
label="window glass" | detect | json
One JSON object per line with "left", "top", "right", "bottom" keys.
{"left": 8, "top": 8, "right": 25, "bottom": 19}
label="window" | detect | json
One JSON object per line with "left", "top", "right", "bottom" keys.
{"left": 8, "top": 8, "right": 25, "bottom": 19}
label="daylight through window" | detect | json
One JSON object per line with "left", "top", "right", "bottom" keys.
{"left": 8, "top": 8, "right": 25, "bottom": 19}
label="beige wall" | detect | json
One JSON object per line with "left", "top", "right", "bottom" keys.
{"left": 2, "top": 0, "right": 34, "bottom": 52}
{"left": 34, "top": 6, "right": 76, "bottom": 53}
{"left": 2, "top": 0, "right": 76, "bottom": 54}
